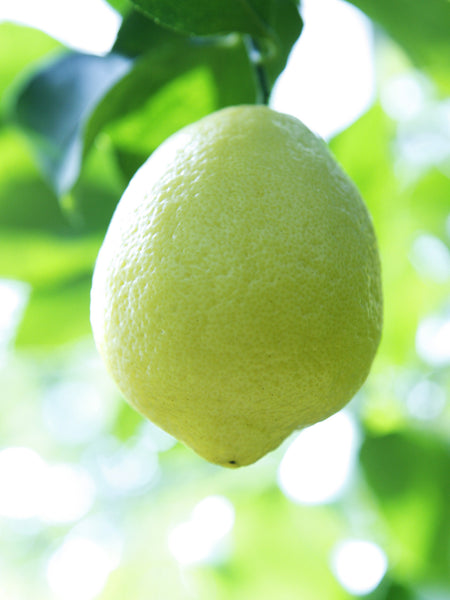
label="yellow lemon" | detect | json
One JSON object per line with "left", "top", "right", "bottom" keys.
{"left": 90, "top": 105, "right": 382, "bottom": 467}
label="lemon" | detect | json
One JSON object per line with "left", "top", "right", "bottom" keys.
{"left": 90, "top": 105, "right": 382, "bottom": 468}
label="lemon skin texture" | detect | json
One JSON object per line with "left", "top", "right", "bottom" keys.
{"left": 90, "top": 105, "right": 382, "bottom": 468}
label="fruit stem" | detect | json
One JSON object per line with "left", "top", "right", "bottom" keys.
{"left": 247, "top": 37, "right": 271, "bottom": 105}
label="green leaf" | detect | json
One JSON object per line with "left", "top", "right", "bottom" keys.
{"left": 11, "top": 52, "right": 132, "bottom": 195}
{"left": 127, "top": 0, "right": 302, "bottom": 93}
{"left": 104, "top": 0, "right": 132, "bottom": 15}
{"left": 15, "top": 275, "right": 93, "bottom": 348}
{"left": 129, "top": 0, "right": 274, "bottom": 38}
{"left": 0, "top": 231, "right": 100, "bottom": 289}
{"left": 360, "top": 431, "right": 450, "bottom": 582}
{"left": 0, "top": 23, "right": 61, "bottom": 119}
{"left": 347, "top": 0, "right": 450, "bottom": 92}
{"left": 87, "top": 14, "right": 258, "bottom": 172}
{"left": 103, "top": 43, "right": 258, "bottom": 172}
{"left": 112, "top": 7, "right": 181, "bottom": 57}
{"left": 0, "top": 127, "right": 69, "bottom": 234}
{"left": 259, "top": 0, "right": 303, "bottom": 88}
{"left": 0, "top": 127, "right": 116, "bottom": 289}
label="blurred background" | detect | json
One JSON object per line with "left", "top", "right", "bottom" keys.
{"left": 0, "top": 0, "right": 449, "bottom": 599}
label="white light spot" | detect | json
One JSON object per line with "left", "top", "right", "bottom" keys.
{"left": 271, "top": 0, "right": 375, "bottom": 139}
{"left": 331, "top": 540, "right": 388, "bottom": 595}
{"left": 46, "top": 537, "right": 119, "bottom": 600}
{"left": 407, "top": 380, "right": 446, "bottom": 421}
{"left": 43, "top": 380, "right": 115, "bottom": 445}
{"left": 0, "top": 280, "right": 30, "bottom": 360}
{"left": 416, "top": 315, "right": 450, "bottom": 366}
{"left": 39, "top": 464, "right": 95, "bottom": 524}
{"left": 278, "top": 411, "right": 359, "bottom": 504}
{"left": 0, "top": 447, "right": 47, "bottom": 519}
{"left": 0, "top": 447, "right": 95, "bottom": 524}
{"left": 381, "top": 72, "right": 430, "bottom": 121}
{"left": 410, "top": 234, "right": 450, "bottom": 282}
{"left": 0, "top": 0, "right": 121, "bottom": 55}
{"left": 168, "top": 495, "right": 235, "bottom": 566}
{"left": 191, "top": 496, "right": 235, "bottom": 542}
{"left": 95, "top": 436, "right": 159, "bottom": 494}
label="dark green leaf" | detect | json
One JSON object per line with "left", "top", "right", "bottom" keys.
{"left": 112, "top": 7, "right": 182, "bottom": 57}
{"left": 384, "top": 582, "right": 416, "bottom": 600}
{"left": 129, "top": 0, "right": 274, "bottom": 38}
{"left": 11, "top": 52, "right": 132, "bottom": 195}
{"left": 347, "top": 0, "right": 450, "bottom": 92}
{"left": 360, "top": 430, "right": 450, "bottom": 581}
{"left": 259, "top": 0, "right": 303, "bottom": 88}
{"left": 0, "top": 23, "right": 61, "bottom": 119}
{"left": 127, "top": 0, "right": 302, "bottom": 92}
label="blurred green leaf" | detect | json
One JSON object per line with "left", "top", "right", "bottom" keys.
{"left": 8, "top": 12, "right": 261, "bottom": 197}
{"left": 348, "top": 0, "right": 450, "bottom": 92}
{"left": 15, "top": 275, "right": 92, "bottom": 348}
{"left": 0, "top": 231, "right": 99, "bottom": 289}
{"left": 104, "top": 0, "right": 132, "bottom": 15}
{"left": 69, "top": 134, "right": 127, "bottom": 232}
{"left": 0, "top": 23, "right": 61, "bottom": 119}
{"left": 383, "top": 582, "right": 416, "bottom": 600}
{"left": 360, "top": 430, "right": 450, "bottom": 582}
{"left": 0, "top": 127, "right": 68, "bottom": 233}
{"left": 114, "top": 401, "right": 145, "bottom": 441}
{"left": 11, "top": 52, "right": 132, "bottom": 195}
{"left": 0, "top": 127, "right": 116, "bottom": 288}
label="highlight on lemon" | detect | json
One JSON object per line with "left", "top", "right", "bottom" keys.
{"left": 90, "top": 105, "right": 382, "bottom": 468}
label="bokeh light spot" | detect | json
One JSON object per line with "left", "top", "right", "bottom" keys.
{"left": 168, "top": 495, "right": 235, "bottom": 565}
{"left": 46, "top": 537, "right": 119, "bottom": 600}
{"left": 331, "top": 539, "right": 388, "bottom": 595}
{"left": 277, "top": 411, "right": 359, "bottom": 504}
{"left": 416, "top": 314, "right": 450, "bottom": 366}
{"left": 0, "top": 447, "right": 47, "bottom": 520}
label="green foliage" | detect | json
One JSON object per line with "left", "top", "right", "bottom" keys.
{"left": 0, "top": 1, "right": 449, "bottom": 599}
{"left": 347, "top": 0, "right": 450, "bottom": 92}
{"left": 12, "top": 52, "right": 131, "bottom": 195}
{"left": 128, "top": 0, "right": 292, "bottom": 39}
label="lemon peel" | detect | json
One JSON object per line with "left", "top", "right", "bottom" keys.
{"left": 91, "top": 105, "right": 382, "bottom": 467}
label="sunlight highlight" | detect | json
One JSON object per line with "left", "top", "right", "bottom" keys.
{"left": 271, "top": 0, "right": 375, "bottom": 139}
{"left": 410, "top": 234, "right": 450, "bottom": 283}
{"left": 331, "top": 539, "right": 388, "bottom": 595}
{"left": 0, "top": 0, "right": 121, "bottom": 55}
{"left": 168, "top": 495, "right": 235, "bottom": 565}
{"left": 0, "top": 447, "right": 47, "bottom": 519}
{"left": 0, "top": 279, "right": 30, "bottom": 359}
{"left": 39, "top": 464, "right": 95, "bottom": 524}
{"left": 0, "top": 446, "right": 95, "bottom": 523}
{"left": 277, "top": 411, "right": 359, "bottom": 504}
{"left": 407, "top": 379, "right": 446, "bottom": 421}
{"left": 416, "top": 314, "right": 450, "bottom": 366}
{"left": 46, "top": 537, "right": 119, "bottom": 600}
{"left": 43, "top": 380, "right": 116, "bottom": 444}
